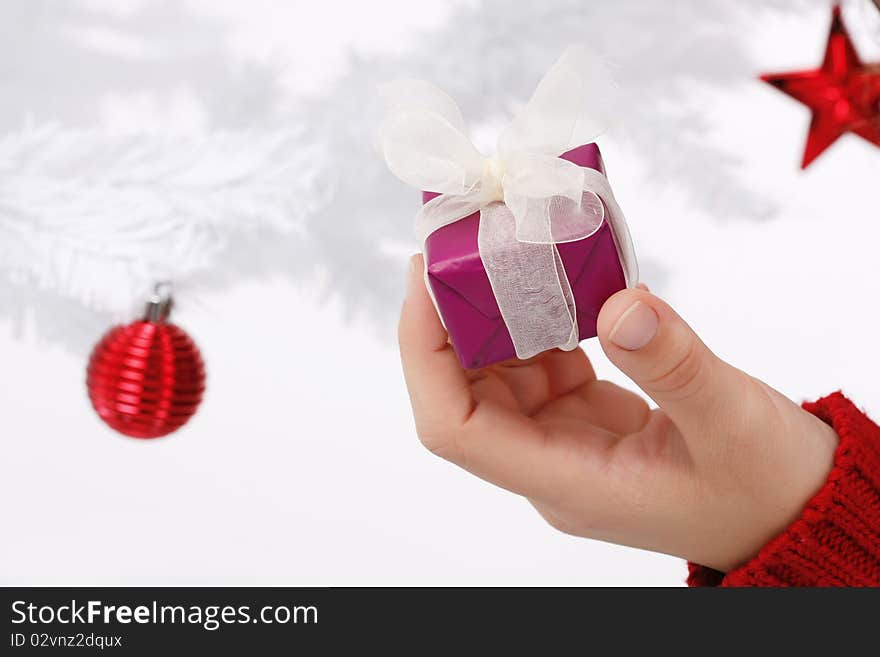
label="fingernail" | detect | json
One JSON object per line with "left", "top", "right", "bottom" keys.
{"left": 637, "top": 282, "right": 650, "bottom": 292}
{"left": 609, "top": 301, "right": 659, "bottom": 350}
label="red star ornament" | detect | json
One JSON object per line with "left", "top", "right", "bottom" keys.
{"left": 760, "top": 5, "right": 880, "bottom": 169}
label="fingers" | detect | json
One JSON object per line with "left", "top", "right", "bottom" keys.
{"left": 597, "top": 288, "right": 751, "bottom": 439}
{"left": 536, "top": 380, "right": 650, "bottom": 435}
{"left": 398, "top": 254, "right": 474, "bottom": 448}
{"left": 484, "top": 348, "right": 597, "bottom": 416}
{"left": 573, "top": 380, "right": 651, "bottom": 435}
{"left": 535, "top": 348, "right": 597, "bottom": 399}
{"left": 399, "top": 255, "right": 611, "bottom": 503}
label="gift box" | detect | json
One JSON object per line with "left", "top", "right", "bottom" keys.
{"left": 380, "top": 46, "right": 638, "bottom": 369}
{"left": 423, "top": 143, "right": 628, "bottom": 369}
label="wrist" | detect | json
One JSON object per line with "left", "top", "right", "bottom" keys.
{"left": 707, "top": 409, "right": 839, "bottom": 574}
{"left": 688, "top": 391, "right": 880, "bottom": 586}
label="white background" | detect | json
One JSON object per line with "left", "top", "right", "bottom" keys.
{"left": 1, "top": 0, "right": 878, "bottom": 585}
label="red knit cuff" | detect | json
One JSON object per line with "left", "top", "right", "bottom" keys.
{"left": 687, "top": 392, "right": 880, "bottom": 587}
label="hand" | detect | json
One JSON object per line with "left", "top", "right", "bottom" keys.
{"left": 399, "top": 255, "right": 839, "bottom": 572}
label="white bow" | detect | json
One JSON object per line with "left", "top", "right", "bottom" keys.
{"left": 379, "top": 46, "right": 637, "bottom": 360}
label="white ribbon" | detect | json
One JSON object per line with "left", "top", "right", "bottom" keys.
{"left": 379, "top": 46, "right": 638, "bottom": 360}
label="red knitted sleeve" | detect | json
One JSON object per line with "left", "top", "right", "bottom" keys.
{"left": 687, "top": 392, "right": 880, "bottom": 587}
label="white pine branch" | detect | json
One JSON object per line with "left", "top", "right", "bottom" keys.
{"left": 0, "top": 124, "right": 327, "bottom": 314}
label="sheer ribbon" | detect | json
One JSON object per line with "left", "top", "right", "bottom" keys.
{"left": 379, "top": 46, "right": 637, "bottom": 359}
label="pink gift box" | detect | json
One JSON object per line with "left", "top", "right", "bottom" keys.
{"left": 423, "top": 143, "right": 627, "bottom": 369}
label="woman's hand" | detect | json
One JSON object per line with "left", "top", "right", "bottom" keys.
{"left": 399, "top": 255, "right": 839, "bottom": 572}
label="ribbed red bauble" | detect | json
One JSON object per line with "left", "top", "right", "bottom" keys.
{"left": 86, "top": 285, "right": 205, "bottom": 438}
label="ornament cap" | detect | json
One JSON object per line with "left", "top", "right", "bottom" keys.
{"left": 144, "top": 281, "right": 174, "bottom": 323}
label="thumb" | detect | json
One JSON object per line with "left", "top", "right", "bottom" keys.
{"left": 597, "top": 288, "right": 749, "bottom": 436}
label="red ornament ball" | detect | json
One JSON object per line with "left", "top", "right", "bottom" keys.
{"left": 87, "top": 320, "right": 206, "bottom": 438}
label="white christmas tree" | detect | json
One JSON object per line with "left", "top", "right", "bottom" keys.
{"left": 1, "top": 0, "right": 874, "bottom": 345}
